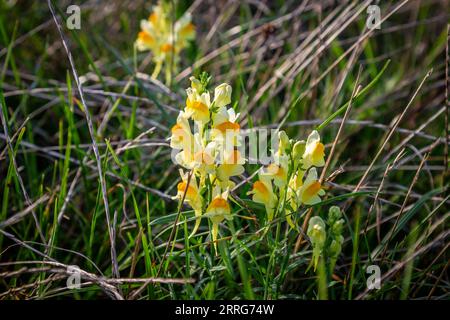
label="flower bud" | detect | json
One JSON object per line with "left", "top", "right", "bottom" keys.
{"left": 292, "top": 140, "right": 305, "bottom": 168}
{"left": 189, "top": 76, "right": 203, "bottom": 93}
{"left": 328, "top": 206, "right": 342, "bottom": 221}
{"left": 307, "top": 216, "right": 326, "bottom": 270}
{"left": 277, "top": 131, "right": 290, "bottom": 155}
{"left": 329, "top": 236, "right": 344, "bottom": 258}
{"left": 308, "top": 216, "right": 326, "bottom": 246}
{"left": 328, "top": 206, "right": 344, "bottom": 237}
{"left": 214, "top": 83, "right": 232, "bottom": 108}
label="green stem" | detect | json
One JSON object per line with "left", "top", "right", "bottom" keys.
{"left": 151, "top": 59, "right": 163, "bottom": 80}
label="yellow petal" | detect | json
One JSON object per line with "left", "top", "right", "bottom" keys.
{"left": 189, "top": 208, "right": 202, "bottom": 239}
{"left": 180, "top": 23, "right": 195, "bottom": 37}
{"left": 161, "top": 43, "right": 174, "bottom": 53}
{"left": 215, "top": 121, "right": 240, "bottom": 133}
{"left": 186, "top": 99, "right": 209, "bottom": 122}
{"left": 207, "top": 197, "right": 230, "bottom": 212}
{"left": 177, "top": 181, "right": 198, "bottom": 201}
{"left": 149, "top": 12, "right": 158, "bottom": 24}
{"left": 212, "top": 222, "right": 219, "bottom": 254}
{"left": 138, "top": 31, "right": 154, "bottom": 46}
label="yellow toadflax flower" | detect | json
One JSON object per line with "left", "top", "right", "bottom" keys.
{"left": 184, "top": 79, "right": 236, "bottom": 127}
{"left": 302, "top": 130, "right": 325, "bottom": 169}
{"left": 275, "top": 130, "right": 290, "bottom": 157}
{"left": 211, "top": 105, "right": 240, "bottom": 147}
{"left": 251, "top": 129, "right": 329, "bottom": 230}
{"left": 261, "top": 131, "right": 290, "bottom": 189}
{"left": 185, "top": 84, "right": 212, "bottom": 124}
{"left": 213, "top": 83, "right": 233, "bottom": 109}
{"left": 175, "top": 133, "right": 216, "bottom": 176}
{"left": 285, "top": 169, "right": 305, "bottom": 229}
{"left": 287, "top": 170, "right": 305, "bottom": 210}
{"left": 173, "top": 170, "right": 203, "bottom": 237}
{"left": 135, "top": 1, "right": 195, "bottom": 81}
{"left": 205, "top": 188, "right": 233, "bottom": 253}
{"left": 298, "top": 167, "right": 325, "bottom": 205}
{"left": 170, "top": 111, "right": 192, "bottom": 150}
{"left": 212, "top": 108, "right": 240, "bottom": 133}
{"left": 170, "top": 74, "right": 242, "bottom": 243}
{"left": 248, "top": 173, "right": 278, "bottom": 221}
{"left": 216, "top": 149, "right": 245, "bottom": 185}
{"left": 263, "top": 154, "right": 289, "bottom": 189}
{"left": 174, "top": 13, "right": 195, "bottom": 48}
